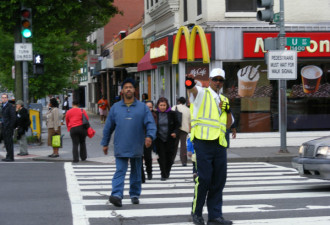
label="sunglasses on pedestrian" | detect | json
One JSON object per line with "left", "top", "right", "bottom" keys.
{"left": 211, "top": 78, "right": 225, "bottom": 83}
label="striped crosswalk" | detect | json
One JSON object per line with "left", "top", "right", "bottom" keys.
{"left": 64, "top": 162, "right": 330, "bottom": 225}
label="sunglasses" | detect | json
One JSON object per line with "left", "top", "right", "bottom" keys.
{"left": 211, "top": 78, "right": 225, "bottom": 83}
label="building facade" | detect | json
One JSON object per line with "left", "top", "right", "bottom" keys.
{"left": 139, "top": 0, "right": 330, "bottom": 132}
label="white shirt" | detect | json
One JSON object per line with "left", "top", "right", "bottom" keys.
{"left": 189, "top": 86, "right": 234, "bottom": 125}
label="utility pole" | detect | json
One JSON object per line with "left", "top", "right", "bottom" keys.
{"left": 278, "top": 0, "right": 288, "bottom": 153}
{"left": 257, "top": 0, "right": 290, "bottom": 153}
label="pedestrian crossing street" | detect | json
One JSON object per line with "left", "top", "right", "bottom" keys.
{"left": 64, "top": 162, "right": 330, "bottom": 225}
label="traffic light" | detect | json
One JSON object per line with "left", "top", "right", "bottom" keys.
{"left": 257, "top": 0, "right": 274, "bottom": 22}
{"left": 33, "top": 54, "right": 44, "bottom": 75}
{"left": 21, "top": 7, "right": 32, "bottom": 39}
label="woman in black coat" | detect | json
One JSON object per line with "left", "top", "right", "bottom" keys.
{"left": 155, "top": 97, "right": 180, "bottom": 181}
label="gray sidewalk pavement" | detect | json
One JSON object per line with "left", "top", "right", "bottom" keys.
{"left": 1, "top": 107, "right": 329, "bottom": 164}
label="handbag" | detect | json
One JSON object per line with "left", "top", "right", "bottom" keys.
{"left": 87, "top": 127, "right": 96, "bottom": 138}
{"left": 52, "top": 135, "right": 61, "bottom": 148}
{"left": 81, "top": 109, "right": 90, "bottom": 129}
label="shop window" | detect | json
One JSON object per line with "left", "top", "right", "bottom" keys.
{"left": 183, "top": 0, "right": 188, "bottom": 22}
{"left": 146, "top": 0, "right": 149, "bottom": 10}
{"left": 226, "top": 0, "right": 257, "bottom": 12}
{"left": 223, "top": 62, "right": 330, "bottom": 132}
{"left": 197, "top": 0, "right": 202, "bottom": 16}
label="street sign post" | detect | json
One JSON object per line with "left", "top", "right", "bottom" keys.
{"left": 273, "top": 12, "right": 280, "bottom": 23}
{"left": 14, "top": 43, "right": 33, "bottom": 61}
{"left": 286, "top": 37, "right": 310, "bottom": 51}
{"left": 267, "top": 50, "right": 297, "bottom": 80}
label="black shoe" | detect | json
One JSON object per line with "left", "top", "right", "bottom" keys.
{"left": 72, "top": 160, "right": 79, "bottom": 163}
{"left": 160, "top": 177, "right": 166, "bottom": 181}
{"left": 50, "top": 154, "right": 59, "bottom": 158}
{"left": 131, "top": 197, "right": 139, "bottom": 204}
{"left": 192, "top": 213, "right": 205, "bottom": 225}
{"left": 2, "top": 158, "right": 14, "bottom": 162}
{"left": 147, "top": 173, "right": 152, "bottom": 180}
{"left": 18, "top": 153, "right": 28, "bottom": 156}
{"left": 109, "top": 196, "right": 122, "bottom": 207}
{"left": 207, "top": 217, "right": 233, "bottom": 225}
{"left": 182, "top": 163, "right": 187, "bottom": 166}
{"left": 48, "top": 154, "right": 54, "bottom": 157}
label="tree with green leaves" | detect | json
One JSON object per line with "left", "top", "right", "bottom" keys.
{"left": 0, "top": 0, "right": 119, "bottom": 101}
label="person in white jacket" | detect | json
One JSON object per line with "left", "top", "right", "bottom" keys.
{"left": 172, "top": 97, "right": 191, "bottom": 166}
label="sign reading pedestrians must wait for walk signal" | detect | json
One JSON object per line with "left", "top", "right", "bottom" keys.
{"left": 267, "top": 50, "right": 297, "bottom": 80}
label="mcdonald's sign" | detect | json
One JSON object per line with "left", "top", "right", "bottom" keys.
{"left": 172, "top": 25, "right": 214, "bottom": 64}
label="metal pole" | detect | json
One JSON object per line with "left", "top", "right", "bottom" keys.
{"left": 278, "top": 0, "right": 288, "bottom": 153}
{"left": 22, "top": 37, "right": 29, "bottom": 109}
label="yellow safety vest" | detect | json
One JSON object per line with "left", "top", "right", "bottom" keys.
{"left": 190, "top": 89, "right": 228, "bottom": 147}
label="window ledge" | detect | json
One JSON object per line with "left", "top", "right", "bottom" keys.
{"left": 225, "top": 12, "right": 257, "bottom": 18}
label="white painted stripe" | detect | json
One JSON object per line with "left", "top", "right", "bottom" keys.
{"left": 80, "top": 192, "right": 330, "bottom": 205}
{"left": 77, "top": 178, "right": 325, "bottom": 189}
{"left": 72, "top": 162, "right": 270, "bottom": 168}
{"left": 74, "top": 171, "right": 297, "bottom": 177}
{"left": 76, "top": 175, "right": 306, "bottom": 182}
{"left": 64, "top": 163, "right": 89, "bottom": 225}
{"left": 149, "top": 216, "right": 330, "bottom": 225}
{"left": 79, "top": 183, "right": 329, "bottom": 196}
{"left": 84, "top": 205, "right": 330, "bottom": 218}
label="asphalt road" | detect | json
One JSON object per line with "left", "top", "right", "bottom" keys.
{"left": 0, "top": 162, "right": 72, "bottom": 225}
{"left": 1, "top": 161, "right": 330, "bottom": 225}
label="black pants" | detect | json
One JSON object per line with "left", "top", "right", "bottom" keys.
{"left": 3, "top": 129, "right": 14, "bottom": 160}
{"left": 156, "top": 138, "right": 176, "bottom": 179}
{"left": 70, "top": 125, "right": 87, "bottom": 162}
{"left": 141, "top": 145, "right": 153, "bottom": 182}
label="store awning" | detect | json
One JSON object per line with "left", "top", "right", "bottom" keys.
{"left": 137, "top": 50, "right": 157, "bottom": 72}
{"left": 113, "top": 28, "right": 144, "bottom": 67}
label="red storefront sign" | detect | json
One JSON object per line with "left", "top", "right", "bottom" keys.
{"left": 244, "top": 32, "right": 330, "bottom": 58}
{"left": 150, "top": 36, "right": 172, "bottom": 64}
{"left": 173, "top": 32, "right": 214, "bottom": 61}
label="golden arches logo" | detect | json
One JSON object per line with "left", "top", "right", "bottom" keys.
{"left": 172, "top": 25, "right": 210, "bottom": 64}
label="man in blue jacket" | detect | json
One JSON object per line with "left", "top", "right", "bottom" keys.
{"left": 101, "top": 78, "right": 157, "bottom": 207}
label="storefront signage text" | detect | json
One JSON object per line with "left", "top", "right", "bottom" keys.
{"left": 244, "top": 32, "right": 330, "bottom": 58}
{"left": 150, "top": 36, "right": 172, "bottom": 64}
{"left": 150, "top": 44, "right": 166, "bottom": 59}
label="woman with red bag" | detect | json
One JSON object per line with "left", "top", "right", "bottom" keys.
{"left": 65, "top": 100, "right": 89, "bottom": 163}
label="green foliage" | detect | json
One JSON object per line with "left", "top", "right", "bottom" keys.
{"left": 0, "top": 31, "right": 15, "bottom": 91}
{"left": 0, "top": 0, "right": 118, "bottom": 99}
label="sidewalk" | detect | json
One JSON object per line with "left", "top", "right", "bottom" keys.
{"left": 1, "top": 107, "right": 329, "bottom": 163}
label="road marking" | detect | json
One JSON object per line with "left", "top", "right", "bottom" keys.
{"left": 84, "top": 205, "right": 330, "bottom": 218}
{"left": 64, "top": 163, "right": 89, "bottom": 225}
{"left": 65, "top": 162, "right": 330, "bottom": 224}
{"left": 149, "top": 216, "right": 330, "bottom": 225}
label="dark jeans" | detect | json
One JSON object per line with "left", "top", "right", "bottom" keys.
{"left": 174, "top": 130, "right": 188, "bottom": 165}
{"left": 70, "top": 125, "right": 87, "bottom": 162}
{"left": 3, "top": 129, "right": 14, "bottom": 160}
{"left": 156, "top": 138, "right": 176, "bottom": 179}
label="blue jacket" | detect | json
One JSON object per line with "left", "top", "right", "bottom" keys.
{"left": 101, "top": 99, "right": 157, "bottom": 158}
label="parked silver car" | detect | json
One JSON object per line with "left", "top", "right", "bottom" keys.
{"left": 292, "top": 136, "right": 330, "bottom": 180}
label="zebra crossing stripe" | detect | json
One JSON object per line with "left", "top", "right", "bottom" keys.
{"left": 148, "top": 216, "right": 330, "bottom": 225}
{"left": 64, "top": 163, "right": 89, "bottom": 225}
{"left": 77, "top": 178, "right": 325, "bottom": 188}
{"left": 83, "top": 204, "right": 330, "bottom": 218}
{"left": 66, "top": 162, "right": 330, "bottom": 224}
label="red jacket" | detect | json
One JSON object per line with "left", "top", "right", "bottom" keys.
{"left": 65, "top": 108, "right": 89, "bottom": 131}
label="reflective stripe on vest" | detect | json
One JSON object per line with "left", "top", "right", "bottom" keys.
{"left": 190, "top": 89, "right": 228, "bottom": 147}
